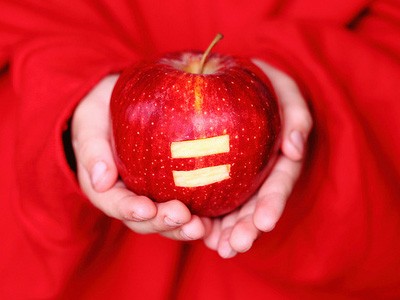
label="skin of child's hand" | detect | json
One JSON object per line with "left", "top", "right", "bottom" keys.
{"left": 203, "top": 60, "right": 313, "bottom": 258}
{"left": 71, "top": 59, "right": 312, "bottom": 254}
{"left": 71, "top": 75, "right": 208, "bottom": 241}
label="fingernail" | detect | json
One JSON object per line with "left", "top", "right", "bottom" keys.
{"left": 91, "top": 161, "right": 107, "bottom": 187}
{"left": 289, "top": 130, "right": 305, "bottom": 157}
{"left": 261, "top": 220, "right": 276, "bottom": 232}
{"left": 130, "top": 212, "right": 149, "bottom": 222}
{"left": 164, "top": 216, "right": 181, "bottom": 227}
{"left": 219, "top": 247, "right": 237, "bottom": 259}
{"left": 180, "top": 229, "right": 194, "bottom": 240}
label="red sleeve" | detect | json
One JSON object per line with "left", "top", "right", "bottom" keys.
{"left": 1, "top": 0, "right": 400, "bottom": 299}
{"left": 178, "top": 1, "right": 400, "bottom": 299}
{"left": 0, "top": 2, "right": 181, "bottom": 299}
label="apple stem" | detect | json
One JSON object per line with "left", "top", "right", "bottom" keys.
{"left": 198, "top": 33, "right": 224, "bottom": 74}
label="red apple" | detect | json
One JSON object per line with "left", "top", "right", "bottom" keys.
{"left": 110, "top": 34, "right": 281, "bottom": 217}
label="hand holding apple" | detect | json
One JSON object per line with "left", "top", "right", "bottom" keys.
{"left": 110, "top": 34, "right": 281, "bottom": 217}
{"left": 72, "top": 75, "right": 207, "bottom": 241}
{"left": 204, "top": 59, "right": 313, "bottom": 258}
{"left": 70, "top": 34, "right": 312, "bottom": 255}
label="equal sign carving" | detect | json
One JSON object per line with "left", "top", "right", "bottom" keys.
{"left": 170, "top": 134, "right": 231, "bottom": 187}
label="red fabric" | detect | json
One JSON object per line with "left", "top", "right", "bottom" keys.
{"left": 1, "top": 0, "right": 400, "bottom": 299}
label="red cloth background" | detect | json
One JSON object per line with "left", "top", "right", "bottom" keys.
{"left": 1, "top": 0, "right": 400, "bottom": 299}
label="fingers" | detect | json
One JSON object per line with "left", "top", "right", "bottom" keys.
{"left": 211, "top": 202, "right": 259, "bottom": 258}
{"left": 125, "top": 200, "right": 191, "bottom": 234}
{"left": 123, "top": 200, "right": 207, "bottom": 240}
{"left": 216, "top": 211, "right": 240, "bottom": 258}
{"left": 77, "top": 160, "right": 158, "bottom": 221}
{"left": 204, "top": 209, "right": 254, "bottom": 259}
{"left": 71, "top": 75, "right": 208, "bottom": 241}
{"left": 252, "top": 59, "right": 313, "bottom": 161}
{"left": 279, "top": 89, "right": 313, "bottom": 161}
{"left": 202, "top": 61, "right": 311, "bottom": 258}
{"left": 159, "top": 215, "right": 207, "bottom": 241}
{"left": 203, "top": 218, "right": 222, "bottom": 250}
{"left": 253, "top": 156, "right": 302, "bottom": 232}
{"left": 204, "top": 154, "right": 302, "bottom": 259}
{"left": 78, "top": 161, "right": 206, "bottom": 239}
{"left": 229, "top": 217, "right": 259, "bottom": 253}
{"left": 227, "top": 200, "right": 259, "bottom": 253}
{"left": 129, "top": 204, "right": 207, "bottom": 241}
{"left": 206, "top": 208, "right": 259, "bottom": 258}
{"left": 72, "top": 75, "right": 119, "bottom": 192}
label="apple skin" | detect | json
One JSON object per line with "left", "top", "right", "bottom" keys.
{"left": 110, "top": 52, "right": 281, "bottom": 217}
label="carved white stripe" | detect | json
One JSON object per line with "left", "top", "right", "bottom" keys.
{"left": 171, "top": 135, "right": 230, "bottom": 158}
{"left": 173, "top": 164, "right": 231, "bottom": 187}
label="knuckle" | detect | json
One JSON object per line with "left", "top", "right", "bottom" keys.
{"left": 117, "top": 206, "right": 133, "bottom": 221}
{"left": 260, "top": 189, "right": 286, "bottom": 203}
{"left": 126, "top": 222, "right": 153, "bottom": 235}
{"left": 74, "top": 137, "right": 106, "bottom": 162}
{"left": 302, "top": 112, "right": 314, "bottom": 132}
{"left": 289, "top": 111, "right": 313, "bottom": 134}
{"left": 75, "top": 139, "right": 91, "bottom": 160}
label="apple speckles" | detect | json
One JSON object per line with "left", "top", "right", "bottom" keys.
{"left": 110, "top": 53, "right": 281, "bottom": 217}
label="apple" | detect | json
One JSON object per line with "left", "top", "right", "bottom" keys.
{"left": 110, "top": 34, "right": 281, "bottom": 217}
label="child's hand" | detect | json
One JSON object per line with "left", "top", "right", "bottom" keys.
{"left": 71, "top": 58, "right": 312, "bottom": 251}
{"left": 71, "top": 75, "right": 208, "bottom": 241}
{"left": 203, "top": 60, "right": 313, "bottom": 258}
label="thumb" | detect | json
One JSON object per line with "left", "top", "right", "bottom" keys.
{"left": 252, "top": 59, "right": 313, "bottom": 161}
{"left": 72, "top": 75, "right": 119, "bottom": 192}
{"left": 279, "top": 90, "right": 313, "bottom": 161}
